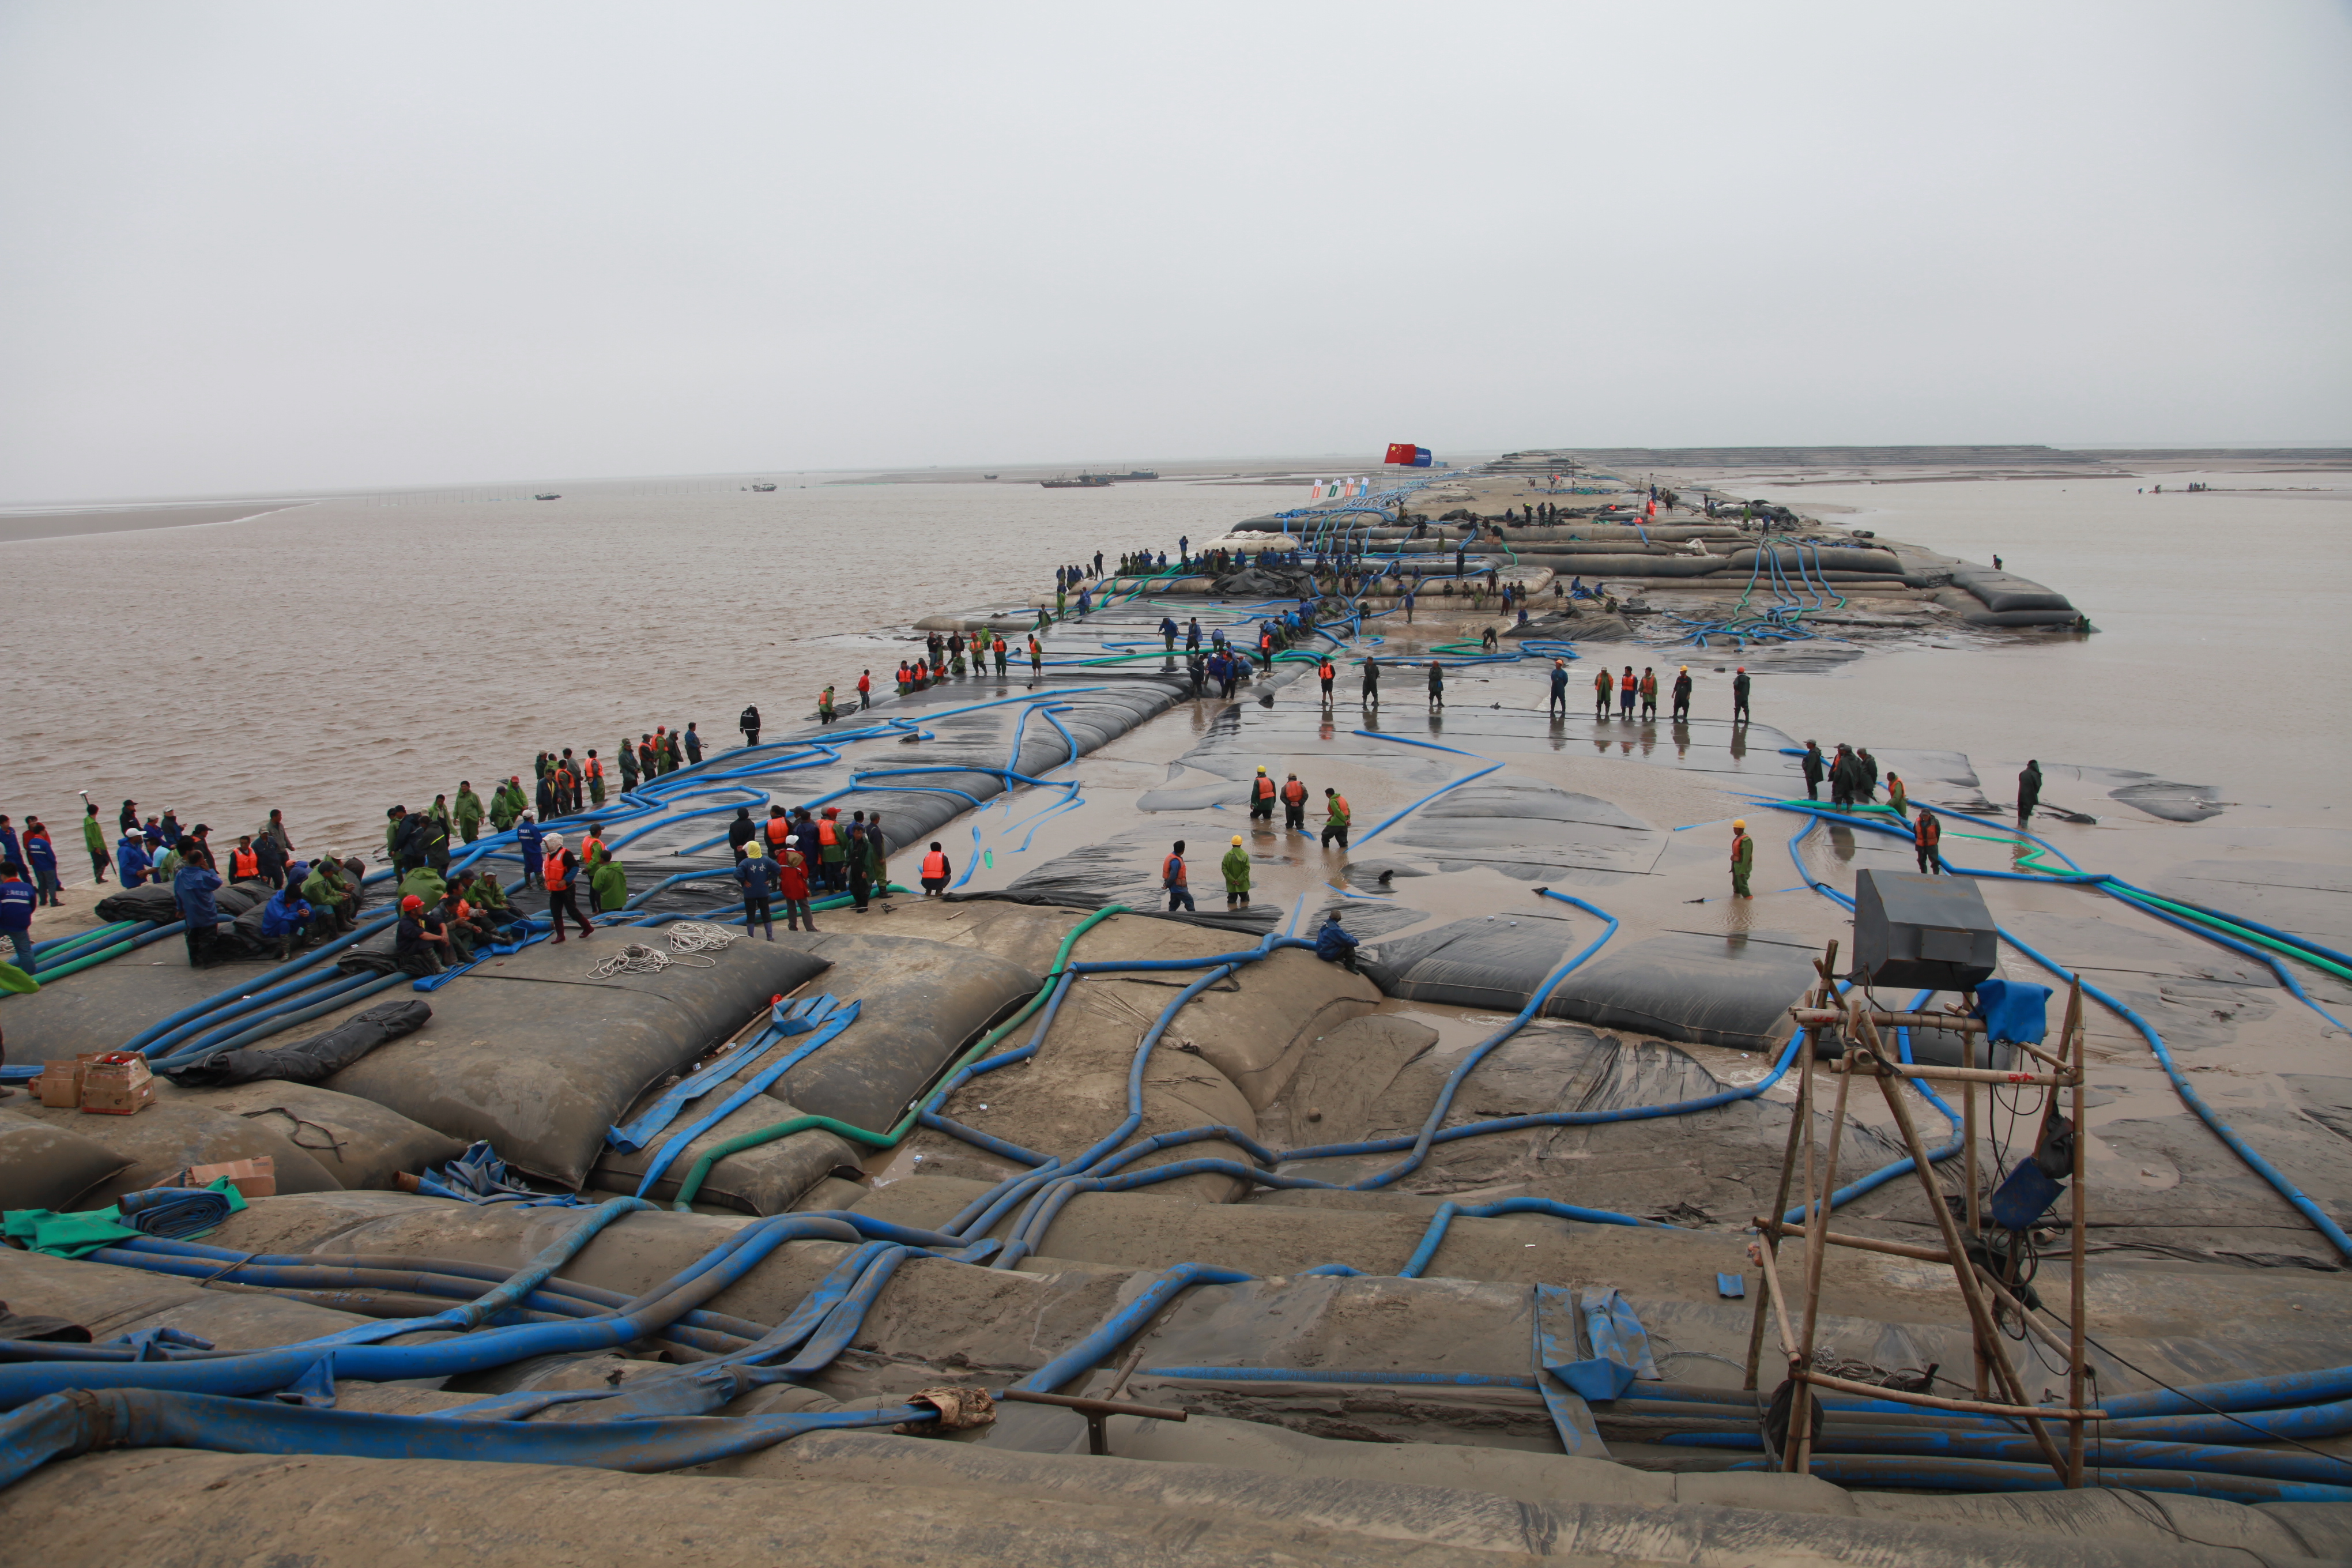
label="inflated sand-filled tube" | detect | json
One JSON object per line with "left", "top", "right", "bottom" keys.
{"left": 7, "top": 1099, "right": 346, "bottom": 1200}
{"left": 759, "top": 934, "right": 1040, "bottom": 1131}
{"left": 1948, "top": 564, "right": 2074, "bottom": 614}
{"left": 0, "top": 1109, "right": 132, "bottom": 1211}
{"left": 1550, "top": 931, "right": 1818, "bottom": 1050}
{"left": 153, "top": 1081, "right": 467, "bottom": 1193}
{"left": 1365, "top": 923, "right": 1815, "bottom": 1051}
{"left": 1379, "top": 779, "right": 1665, "bottom": 881}
{"left": 1931, "top": 588, "right": 2083, "bottom": 627}
{"left": 592, "top": 1106, "right": 865, "bottom": 1214}
{"left": 0, "top": 952, "right": 288, "bottom": 1064}
{"left": 321, "top": 938, "right": 831, "bottom": 1188}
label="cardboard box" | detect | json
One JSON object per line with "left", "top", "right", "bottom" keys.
{"left": 186, "top": 1155, "right": 276, "bottom": 1198}
{"left": 80, "top": 1053, "right": 154, "bottom": 1116}
{"left": 35, "top": 1062, "right": 84, "bottom": 1109}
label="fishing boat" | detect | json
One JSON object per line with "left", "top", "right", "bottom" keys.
{"left": 1041, "top": 474, "right": 1113, "bottom": 489}
{"left": 749, "top": 482, "right": 777, "bottom": 492}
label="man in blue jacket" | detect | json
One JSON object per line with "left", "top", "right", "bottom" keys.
{"left": 517, "top": 813, "right": 544, "bottom": 890}
{"left": 1314, "top": 910, "right": 1360, "bottom": 974}
{"left": 116, "top": 831, "right": 154, "bottom": 888}
{"left": 23, "top": 821, "right": 61, "bottom": 907}
{"left": 173, "top": 853, "right": 223, "bottom": 968}
{"left": 0, "top": 863, "right": 33, "bottom": 971}
{"left": 260, "top": 881, "right": 315, "bottom": 962}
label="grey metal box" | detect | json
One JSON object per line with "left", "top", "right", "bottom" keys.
{"left": 1851, "top": 869, "right": 1998, "bottom": 991}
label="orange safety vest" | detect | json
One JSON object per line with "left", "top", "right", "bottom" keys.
{"left": 1254, "top": 777, "right": 1275, "bottom": 800}
{"left": 229, "top": 848, "right": 259, "bottom": 879}
{"left": 555, "top": 767, "right": 575, "bottom": 791}
{"left": 586, "top": 757, "right": 602, "bottom": 781}
{"left": 1916, "top": 815, "right": 1941, "bottom": 847}
{"left": 765, "top": 819, "right": 789, "bottom": 846}
{"left": 1318, "top": 662, "right": 1334, "bottom": 680}
{"left": 582, "top": 836, "right": 606, "bottom": 864}
{"left": 545, "top": 848, "right": 573, "bottom": 889}
{"left": 1281, "top": 780, "right": 1306, "bottom": 805}
{"left": 1162, "top": 854, "right": 1186, "bottom": 886}
{"left": 818, "top": 820, "right": 841, "bottom": 847}
{"left": 1596, "top": 670, "right": 1613, "bottom": 693}
{"left": 921, "top": 851, "right": 948, "bottom": 879}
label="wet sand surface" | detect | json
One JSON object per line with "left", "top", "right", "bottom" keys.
{"left": 0, "top": 500, "right": 307, "bottom": 544}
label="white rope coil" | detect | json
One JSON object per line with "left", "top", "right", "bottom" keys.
{"left": 668, "top": 922, "right": 738, "bottom": 954}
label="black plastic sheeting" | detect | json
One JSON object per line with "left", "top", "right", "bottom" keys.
{"left": 1380, "top": 779, "right": 1664, "bottom": 880}
{"left": 93, "top": 884, "right": 179, "bottom": 925}
{"left": 324, "top": 938, "right": 830, "bottom": 1188}
{"left": 165, "top": 999, "right": 432, "bottom": 1088}
{"left": 1363, "top": 921, "right": 1818, "bottom": 1050}
{"left": 763, "top": 933, "right": 1041, "bottom": 1133}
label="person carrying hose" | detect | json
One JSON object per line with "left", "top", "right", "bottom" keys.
{"left": 541, "top": 831, "right": 593, "bottom": 943}
{"left": 1163, "top": 840, "right": 1195, "bottom": 913}
{"left": 1593, "top": 665, "right": 1613, "bottom": 719}
{"left": 1250, "top": 767, "right": 1277, "bottom": 822}
{"left": 1914, "top": 807, "right": 1944, "bottom": 875}
{"left": 1222, "top": 835, "right": 1252, "bottom": 908}
{"left": 1729, "top": 819, "right": 1754, "bottom": 899}
{"left": 1321, "top": 789, "right": 1352, "bottom": 851}
{"left": 1280, "top": 772, "right": 1308, "bottom": 830}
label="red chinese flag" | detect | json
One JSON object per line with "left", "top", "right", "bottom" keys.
{"left": 1384, "top": 442, "right": 1418, "bottom": 466}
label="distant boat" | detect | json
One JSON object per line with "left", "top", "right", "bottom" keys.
{"left": 1118, "top": 470, "right": 1159, "bottom": 481}
{"left": 534, "top": 493, "right": 560, "bottom": 501}
{"left": 749, "top": 482, "right": 777, "bottom": 492}
{"left": 1042, "top": 474, "right": 1113, "bottom": 489}
{"left": 983, "top": 474, "right": 999, "bottom": 481}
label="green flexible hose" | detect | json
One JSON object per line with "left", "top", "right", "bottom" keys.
{"left": 666, "top": 903, "right": 1129, "bottom": 1209}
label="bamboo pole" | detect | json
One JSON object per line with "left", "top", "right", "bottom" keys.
{"left": 1867, "top": 1047, "right": 2071, "bottom": 1479}
{"left": 1828, "top": 1061, "right": 2077, "bottom": 1087}
{"left": 1791, "top": 1015, "right": 1856, "bottom": 1472}
{"left": 2067, "top": 979, "right": 2088, "bottom": 1487}
{"left": 1795, "top": 1371, "right": 2106, "bottom": 1422}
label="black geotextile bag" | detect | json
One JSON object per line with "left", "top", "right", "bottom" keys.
{"left": 95, "top": 883, "right": 180, "bottom": 925}
{"left": 165, "top": 999, "right": 433, "bottom": 1088}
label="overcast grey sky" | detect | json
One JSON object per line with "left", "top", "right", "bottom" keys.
{"left": 2, "top": 2, "right": 2347, "bottom": 500}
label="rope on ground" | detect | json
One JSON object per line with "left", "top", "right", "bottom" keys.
{"left": 587, "top": 943, "right": 692, "bottom": 979}
{"left": 667, "top": 922, "right": 737, "bottom": 954}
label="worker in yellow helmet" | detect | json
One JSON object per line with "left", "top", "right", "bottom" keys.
{"left": 1729, "top": 819, "right": 1753, "bottom": 899}
{"left": 1222, "top": 834, "right": 1252, "bottom": 909}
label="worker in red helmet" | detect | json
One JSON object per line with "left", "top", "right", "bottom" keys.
{"left": 394, "top": 892, "right": 451, "bottom": 976}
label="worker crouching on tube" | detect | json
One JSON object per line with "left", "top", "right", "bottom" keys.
{"left": 921, "top": 842, "right": 951, "bottom": 896}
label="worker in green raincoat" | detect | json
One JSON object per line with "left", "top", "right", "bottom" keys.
{"left": 590, "top": 847, "right": 628, "bottom": 913}
{"left": 454, "top": 782, "right": 485, "bottom": 843}
{"left": 1221, "top": 835, "right": 1251, "bottom": 909}
{"left": 1730, "top": 818, "right": 1753, "bottom": 899}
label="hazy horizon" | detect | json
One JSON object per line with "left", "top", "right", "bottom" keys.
{"left": 3, "top": 2, "right": 2347, "bottom": 503}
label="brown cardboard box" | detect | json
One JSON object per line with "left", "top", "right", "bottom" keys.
{"left": 80, "top": 1053, "right": 154, "bottom": 1116}
{"left": 35, "top": 1062, "right": 84, "bottom": 1109}
{"left": 186, "top": 1156, "right": 275, "bottom": 1198}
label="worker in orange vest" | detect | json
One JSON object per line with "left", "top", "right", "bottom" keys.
{"left": 1318, "top": 657, "right": 1336, "bottom": 703}
{"left": 1162, "top": 840, "right": 1194, "bottom": 913}
{"left": 585, "top": 751, "right": 605, "bottom": 806}
{"left": 1249, "top": 766, "right": 1277, "bottom": 823}
{"left": 1279, "top": 773, "right": 1308, "bottom": 831}
{"left": 579, "top": 822, "right": 608, "bottom": 870}
{"left": 920, "top": 841, "right": 952, "bottom": 896}
{"left": 541, "top": 832, "right": 593, "bottom": 942}
{"left": 228, "top": 836, "right": 262, "bottom": 881}
{"left": 816, "top": 808, "right": 847, "bottom": 892}
{"left": 1593, "top": 665, "right": 1614, "bottom": 721}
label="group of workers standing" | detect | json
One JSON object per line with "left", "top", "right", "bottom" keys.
{"left": 1573, "top": 665, "right": 1749, "bottom": 725}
